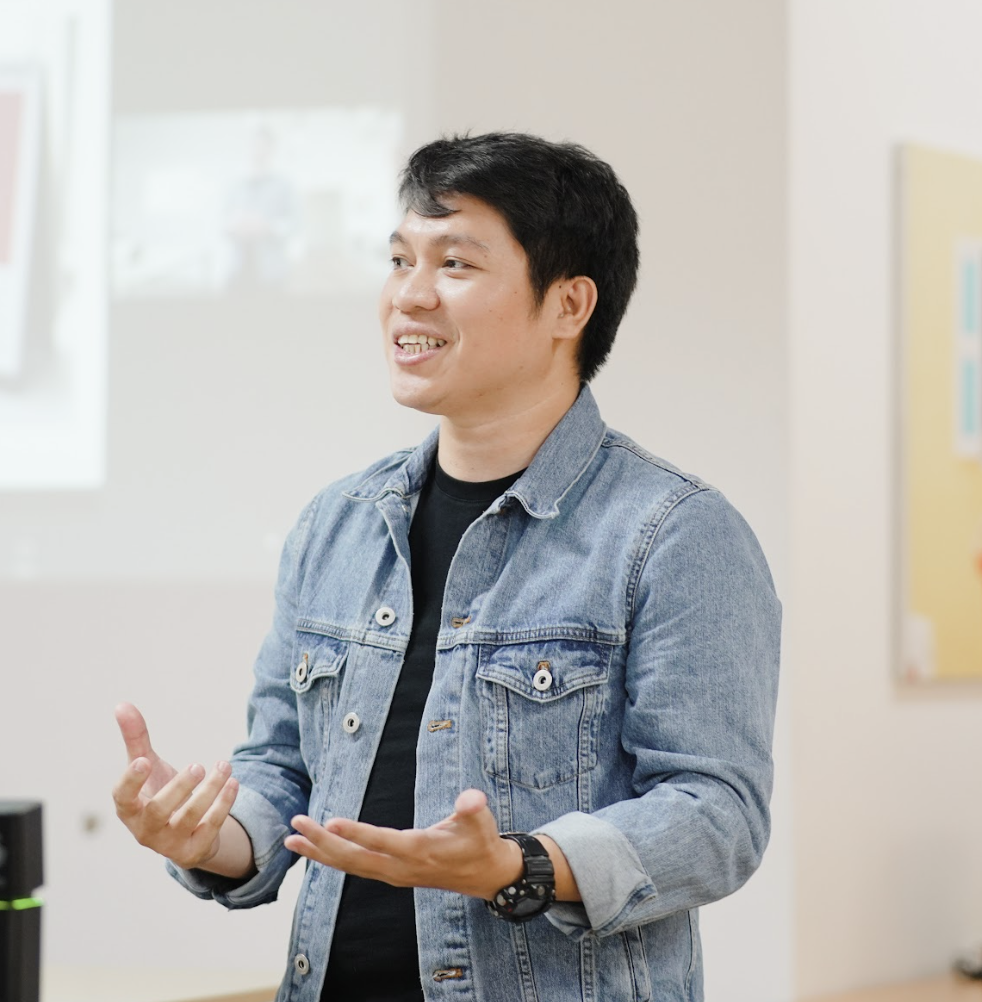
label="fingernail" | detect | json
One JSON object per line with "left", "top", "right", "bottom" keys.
{"left": 216, "top": 760, "right": 230, "bottom": 775}
{"left": 189, "top": 763, "right": 205, "bottom": 779}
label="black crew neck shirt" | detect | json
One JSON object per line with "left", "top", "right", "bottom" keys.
{"left": 321, "top": 461, "right": 523, "bottom": 1002}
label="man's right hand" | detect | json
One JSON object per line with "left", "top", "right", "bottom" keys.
{"left": 112, "top": 702, "right": 251, "bottom": 876}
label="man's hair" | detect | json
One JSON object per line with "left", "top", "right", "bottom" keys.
{"left": 398, "top": 132, "right": 640, "bottom": 383}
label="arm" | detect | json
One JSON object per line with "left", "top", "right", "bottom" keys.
{"left": 535, "top": 487, "right": 781, "bottom": 936}
{"left": 168, "top": 505, "right": 317, "bottom": 906}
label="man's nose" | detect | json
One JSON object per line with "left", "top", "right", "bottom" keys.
{"left": 392, "top": 266, "right": 439, "bottom": 312}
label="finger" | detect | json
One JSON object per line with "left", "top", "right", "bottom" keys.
{"left": 288, "top": 816, "right": 391, "bottom": 863}
{"left": 321, "top": 817, "right": 407, "bottom": 855}
{"left": 452, "top": 788, "right": 488, "bottom": 817}
{"left": 114, "top": 702, "right": 153, "bottom": 763}
{"left": 143, "top": 763, "right": 206, "bottom": 824}
{"left": 171, "top": 761, "right": 233, "bottom": 831}
{"left": 433, "top": 788, "right": 492, "bottom": 831}
{"left": 194, "top": 774, "right": 239, "bottom": 835}
{"left": 285, "top": 817, "right": 358, "bottom": 864}
{"left": 112, "top": 757, "right": 152, "bottom": 818}
{"left": 285, "top": 824, "right": 394, "bottom": 882}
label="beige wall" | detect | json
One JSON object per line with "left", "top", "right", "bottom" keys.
{"left": 432, "top": 6, "right": 792, "bottom": 1000}
{"left": 790, "top": 0, "right": 982, "bottom": 996}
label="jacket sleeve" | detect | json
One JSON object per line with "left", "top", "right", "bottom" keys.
{"left": 167, "top": 500, "right": 316, "bottom": 909}
{"left": 534, "top": 486, "right": 781, "bottom": 938}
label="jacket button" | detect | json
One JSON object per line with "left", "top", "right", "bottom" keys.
{"left": 294, "top": 953, "right": 310, "bottom": 975}
{"left": 433, "top": 967, "right": 464, "bottom": 981}
{"left": 375, "top": 606, "right": 396, "bottom": 626}
{"left": 295, "top": 661, "right": 308, "bottom": 684}
{"left": 533, "top": 667, "right": 553, "bottom": 691}
{"left": 342, "top": 712, "right": 361, "bottom": 734}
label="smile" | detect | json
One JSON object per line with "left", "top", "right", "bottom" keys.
{"left": 396, "top": 333, "right": 447, "bottom": 355}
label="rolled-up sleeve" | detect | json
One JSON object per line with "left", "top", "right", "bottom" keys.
{"left": 538, "top": 487, "right": 781, "bottom": 938}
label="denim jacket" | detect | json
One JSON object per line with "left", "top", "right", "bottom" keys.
{"left": 170, "top": 385, "right": 781, "bottom": 1002}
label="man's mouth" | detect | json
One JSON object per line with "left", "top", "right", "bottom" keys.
{"left": 396, "top": 333, "right": 447, "bottom": 355}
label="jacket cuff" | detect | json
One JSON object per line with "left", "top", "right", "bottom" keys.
{"left": 166, "top": 783, "right": 293, "bottom": 909}
{"left": 533, "top": 811, "right": 658, "bottom": 938}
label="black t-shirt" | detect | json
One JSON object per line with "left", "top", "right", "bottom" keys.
{"left": 321, "top": 460, "right": 522, "bottom": 1002}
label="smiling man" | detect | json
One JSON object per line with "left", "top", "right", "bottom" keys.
{"left": 113, "top": 133, "right": 781, "bottom": 1002}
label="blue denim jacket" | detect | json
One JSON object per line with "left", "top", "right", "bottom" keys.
{"left": 170, "top": 385, "right": 781, "bottom": 1002}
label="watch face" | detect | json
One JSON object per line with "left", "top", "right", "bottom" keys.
{"left": 510, "top": 886, "right": 553, "bottom": 918}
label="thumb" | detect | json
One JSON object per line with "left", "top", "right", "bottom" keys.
{"left": 453, "top": 788, "right": 489, "bottom": 818}
{"left": 114, "top": 702, "right": 155, "bottom": 763}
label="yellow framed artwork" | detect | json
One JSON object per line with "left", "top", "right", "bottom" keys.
{"left": 900, "top": 144, "right": 982, "bottom": 681}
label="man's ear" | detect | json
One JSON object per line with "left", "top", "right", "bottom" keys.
{"left": 552, "top": 276, "right": 598, "bottom": 341}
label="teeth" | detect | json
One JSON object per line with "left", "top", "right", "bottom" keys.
{"left": 397, "top": 334, "right": 447, "bottom": 351}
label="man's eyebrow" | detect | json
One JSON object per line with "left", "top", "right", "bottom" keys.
{"left": 389, "top": 230, "right": 491, "bottom": 254}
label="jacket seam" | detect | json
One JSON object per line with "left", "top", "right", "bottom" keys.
{"left": 625, "top": 484, "right": 713, "bottom": 625}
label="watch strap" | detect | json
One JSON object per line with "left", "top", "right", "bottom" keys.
{"left": 485, "top": 832, "right": 556, "bottom": 923}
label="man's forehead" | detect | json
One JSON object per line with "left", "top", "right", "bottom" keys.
{"left": 388, "top": 224, "right": 492, "bottom": 255}
{"left": 389, "top": 194, "right": 518, "bottom": 253}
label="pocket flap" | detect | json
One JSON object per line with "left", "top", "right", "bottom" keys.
{"left": 476, "top": 640, "right": 611, "bottom": 702}
{"left": 290, "top": 634, "right": 347, "bottom": 693}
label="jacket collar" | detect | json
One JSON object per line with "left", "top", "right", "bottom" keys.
{"left": 344, "top": 384, "right": 606, "bottom": 520}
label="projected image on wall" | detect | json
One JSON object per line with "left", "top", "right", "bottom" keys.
{"left": 0, "top": 0, "right": 109, "bottom": 491}
{"left": 113, "top": 108, "right": 402, "bottom": 298}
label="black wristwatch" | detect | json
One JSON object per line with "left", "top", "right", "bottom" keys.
{"left": 485, "top": 832, "right": 556, "bottom": 923}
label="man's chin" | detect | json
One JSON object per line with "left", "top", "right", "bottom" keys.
{"left": 389, "top": 380, "right": 445, "bottom": 418}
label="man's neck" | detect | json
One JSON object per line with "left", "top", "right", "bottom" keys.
{"left": 436, "top": 381, "right": 581, "bottom": 482}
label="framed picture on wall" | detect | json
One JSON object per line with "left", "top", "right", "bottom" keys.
{"left": 0, "top": 63, "right": 41, "bottom": 382}
{"left": 898, "top": 143, "right": 982, "bottom": 682}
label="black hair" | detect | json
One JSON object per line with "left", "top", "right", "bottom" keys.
{"left": 398, "top": 132, "right": 639, "bottom": 382}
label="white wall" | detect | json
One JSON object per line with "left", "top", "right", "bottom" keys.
{"left": 428, "top": 5, "right": 791, "bottom": 999}
{"left": 0, "top": 1, "right": 792, "bottom": 996}
{"left": 790, "top": 0, "right": 982, "bottom": 996}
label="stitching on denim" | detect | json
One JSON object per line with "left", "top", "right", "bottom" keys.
{"left": 601, "top": 436, "right": 712, "bottom": 490}
{"left": 625, "top": 484, "right": 715, "bottom": 625}
{"left": 506, "top": 421, "right": 607, "bottom": 520}
{"left": 438, "top": 626, "right": 626, "bottom": 646}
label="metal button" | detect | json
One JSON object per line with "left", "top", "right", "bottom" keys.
{"left": 294, "top": 953, "right": 310, "bottom": 975}
{"left": 342, "top": 712, "right": 361, "bottom": 734}
{"left": 433, "top": 967, "right": 464, "bottom": 981}
{"left": 295, "top": 660, "right": 308, "bottom": 684}
{"left": 375, "top": 606, "right": 396, "bottom": 627}
{"left": 533, "top": 667, "right": 553, "bottom": 691}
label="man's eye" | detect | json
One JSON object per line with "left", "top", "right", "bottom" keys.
{"left": 444, "top": 258, "right": 469, "bottom": 270}
{"left": 390, "top": 255, "right": 410, "bottom": 269}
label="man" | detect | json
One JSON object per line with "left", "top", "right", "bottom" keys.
{"left": 113, "top": 133, "right": 781, "bottom": 1002}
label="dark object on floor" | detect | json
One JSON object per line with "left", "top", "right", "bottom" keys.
{"left": 955, "top": 951, "right": 982, "bottom": 980}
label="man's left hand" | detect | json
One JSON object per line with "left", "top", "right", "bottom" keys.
{"left": 285, "top": 788, "right": 523, "bottom": 900}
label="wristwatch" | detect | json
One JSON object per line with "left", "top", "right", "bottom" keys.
{"left": 485, "top": 832, "right": 556, "bottom": 923}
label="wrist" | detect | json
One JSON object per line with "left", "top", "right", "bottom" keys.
{"left": 485, "top": 833, "right": 524, "bottom": 900}
{"left": 485, "top": 832, "right": 557, "bottom": 922}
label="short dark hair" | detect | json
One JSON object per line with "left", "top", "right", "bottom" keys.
{"left": 398, "top": 132, "right": 640, "bottom": 383}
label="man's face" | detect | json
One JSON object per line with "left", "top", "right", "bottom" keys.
{"left": 380, "top": 194, "right": 568, "bottom": 424}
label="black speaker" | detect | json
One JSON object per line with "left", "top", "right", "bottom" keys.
{"left": 0, "top": 801, "right": 43, "bottom": 1002}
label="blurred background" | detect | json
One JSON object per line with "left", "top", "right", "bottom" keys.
{"left": 1, "top": 1, "right": 981, "bottom": 999}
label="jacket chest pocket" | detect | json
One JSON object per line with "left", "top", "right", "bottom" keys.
{"left": 290, "top": 633, "right": 347, "bottom": 782}
{"left": 476, "top": 640, "right": 612, "bottom": 791}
